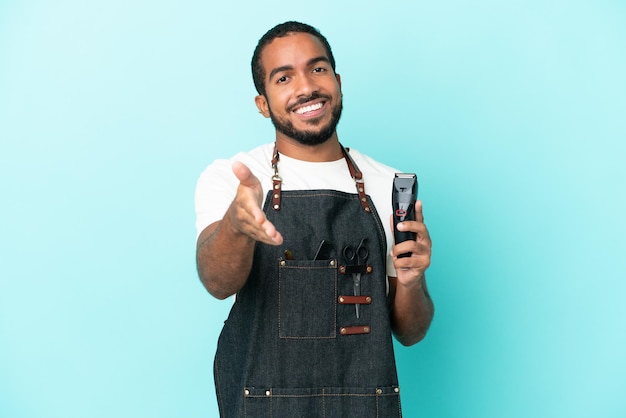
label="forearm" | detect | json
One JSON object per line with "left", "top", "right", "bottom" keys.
{"left": 389, "top": 274, "right": 434, "bottom": 346}
{"left": 196, "top": 218, "right": 256, "bottom": 300}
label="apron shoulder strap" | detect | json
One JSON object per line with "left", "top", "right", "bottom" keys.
{"left": 341, "top": 146, "right": 372, "bottom": 213}
{"left": 270, "top": 143, "right": 372, "bottom": 213}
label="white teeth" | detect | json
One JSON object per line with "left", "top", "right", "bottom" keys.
{"left": 294, "top": 102, "right": 323, "bottom": 114}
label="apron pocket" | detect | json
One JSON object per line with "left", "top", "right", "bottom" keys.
{"left": 243, "top": 386, "right": 402, "bottom": 417}
{"left": 278, "top": 259, "right": 337, "bottom": 339}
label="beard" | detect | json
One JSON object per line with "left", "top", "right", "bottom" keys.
{"left": 268, "top": 93, "right": 343, "bottom": 146}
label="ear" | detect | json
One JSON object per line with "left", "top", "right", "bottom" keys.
{"left": 335, "top": 73, "right": 342, "bottom": 87}
{"left": 255, "top": 95, "right": 271, "bottom": 118}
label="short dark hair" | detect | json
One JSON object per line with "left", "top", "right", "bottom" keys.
{"left": 251, "top": 21, "right": 336, "bottom": 96}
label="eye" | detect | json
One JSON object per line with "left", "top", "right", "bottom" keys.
{"left": 277, "top": 75, "right": 288, "bottom": 84}
{"left": 312, "top": 67, "right": 327, "bottom": 73}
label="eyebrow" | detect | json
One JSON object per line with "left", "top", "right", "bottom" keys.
{"left": 268, "top": 56, "right": 331, "bottom": 82}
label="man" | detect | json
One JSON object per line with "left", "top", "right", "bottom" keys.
{"left": 195, "top": 21, "right": 434, "bottom": 417}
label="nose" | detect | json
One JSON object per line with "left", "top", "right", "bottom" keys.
{"left": 293, "top": 72, "right": 318, "bottom": 98}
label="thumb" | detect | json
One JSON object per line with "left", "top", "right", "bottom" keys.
{"left": 232, "top": 161, "right": 260, "bottom": 188}
{"left": 415, "top": 200, "right": 424, "bottom": 223}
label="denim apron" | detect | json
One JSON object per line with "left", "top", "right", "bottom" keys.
{"left": 214, "top": 146, "right": 402, "bottom": 417}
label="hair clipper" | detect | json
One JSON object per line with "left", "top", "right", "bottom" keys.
{"left": 392, "top": 173, "right": 418, "bottom": 256}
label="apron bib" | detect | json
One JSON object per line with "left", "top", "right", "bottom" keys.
{"left": 214, "top": 147, "right": 402, "bottom": 417}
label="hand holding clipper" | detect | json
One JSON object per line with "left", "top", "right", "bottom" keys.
{"left": 392, "top": 173, "right": 418, "bottom": 258}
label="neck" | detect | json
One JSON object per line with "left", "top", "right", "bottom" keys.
{"left": 275, "top": 133, "right": 343, "bottom": 162}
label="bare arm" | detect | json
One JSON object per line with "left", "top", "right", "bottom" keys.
{"left": 388, "top": 200, "right": 435, "bottom": 346}
{"left": 196, "top": 162, "right": 283, "bottom": 300}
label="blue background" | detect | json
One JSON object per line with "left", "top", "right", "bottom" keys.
{"left": 1, "top": 1, "right": 625, "bottom": 417}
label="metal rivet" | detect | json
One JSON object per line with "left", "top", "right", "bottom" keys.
{"left": 329, "top": 260, "right": 335, "bottom": 266}
{"left": 364, "top": 326, "right": 370, "bottom": 333}
{"left": 365, "top": 207, "right": 371, "bottom": 212}
{"left": 265, "top": 390, "right": 271, "bottom": 396}
{"left": 376, "top": 388, "right": 383, "bottom": 395}
{"left": 280, "top": 260, "right": 286, "bottom": 266}
{"left": 273, "top": 204, "right": 279, "bottom": 210}
{"left": 244, "top": 389, "right": 250, "bottom": 396}
{"left": 394, "top": 387, "right": 400, "bottom": 393}
{"left": 339, "top": 297, "right": 345, "bottom": 303}
{"left": 339, "top": 266, "right": 345, "bottom": 273}
{"left": 359, "top": 187, "right": 364, "bottom": 192}
{"left": 274, "top": 184, "right": 280, "bottom": 189}
{"left": 366, "top": 266, "right": 372, "bottom": 273}
{"left": 366, "top": 296, "right": 372, "bottom": 303}
{"left": 340, "top": 327, "right": 347, "bottom": 335}
{"left": 361, "top": 197, "right": 366, "bottom": 202}
{"left": 274, "top": 193, "right": 279, "bottom": 199}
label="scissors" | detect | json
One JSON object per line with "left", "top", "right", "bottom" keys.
{"left": 342, "top": 238, "right": 369, "bottom": 319}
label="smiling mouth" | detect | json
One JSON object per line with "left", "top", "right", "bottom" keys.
{"left": 293, "top": 102, "right": 324, "bottom": 115}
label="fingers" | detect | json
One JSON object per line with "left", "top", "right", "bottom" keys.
{"left": 389, "top": 200, "right": 430, "bottom": 249}
{"left": 393, "top": 247, "right": 430, "bottom": 277}
{"left": 228, "top": 161, "right": 283, "bottom": 246}
{"left": 260, "top": 218, "right": 283, "bottom": 245}
{"left": 391, "top": 225, "right": 431, "bottom": 259}
{"left": 395, "top": 219, "right": 430, "bottom": 244}
{"left": 229, "top": 194, "right": 283, "bottom": 245}
{"left": 390, "top": 233, "right": 431, "bottom": 284}
{"left": 389, "top": 200, "right": 431, "bottom": 280}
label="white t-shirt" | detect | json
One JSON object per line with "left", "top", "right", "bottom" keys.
{"left": 195, "top": 143, "right": 399, "bottom": 277}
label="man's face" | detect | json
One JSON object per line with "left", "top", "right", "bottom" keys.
{"left": 255, "top": 32, "right": 343, "bottom": 146}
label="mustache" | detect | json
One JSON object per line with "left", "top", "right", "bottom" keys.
{"left": 287, "top": 92, "right": 331, "bottom": 112}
